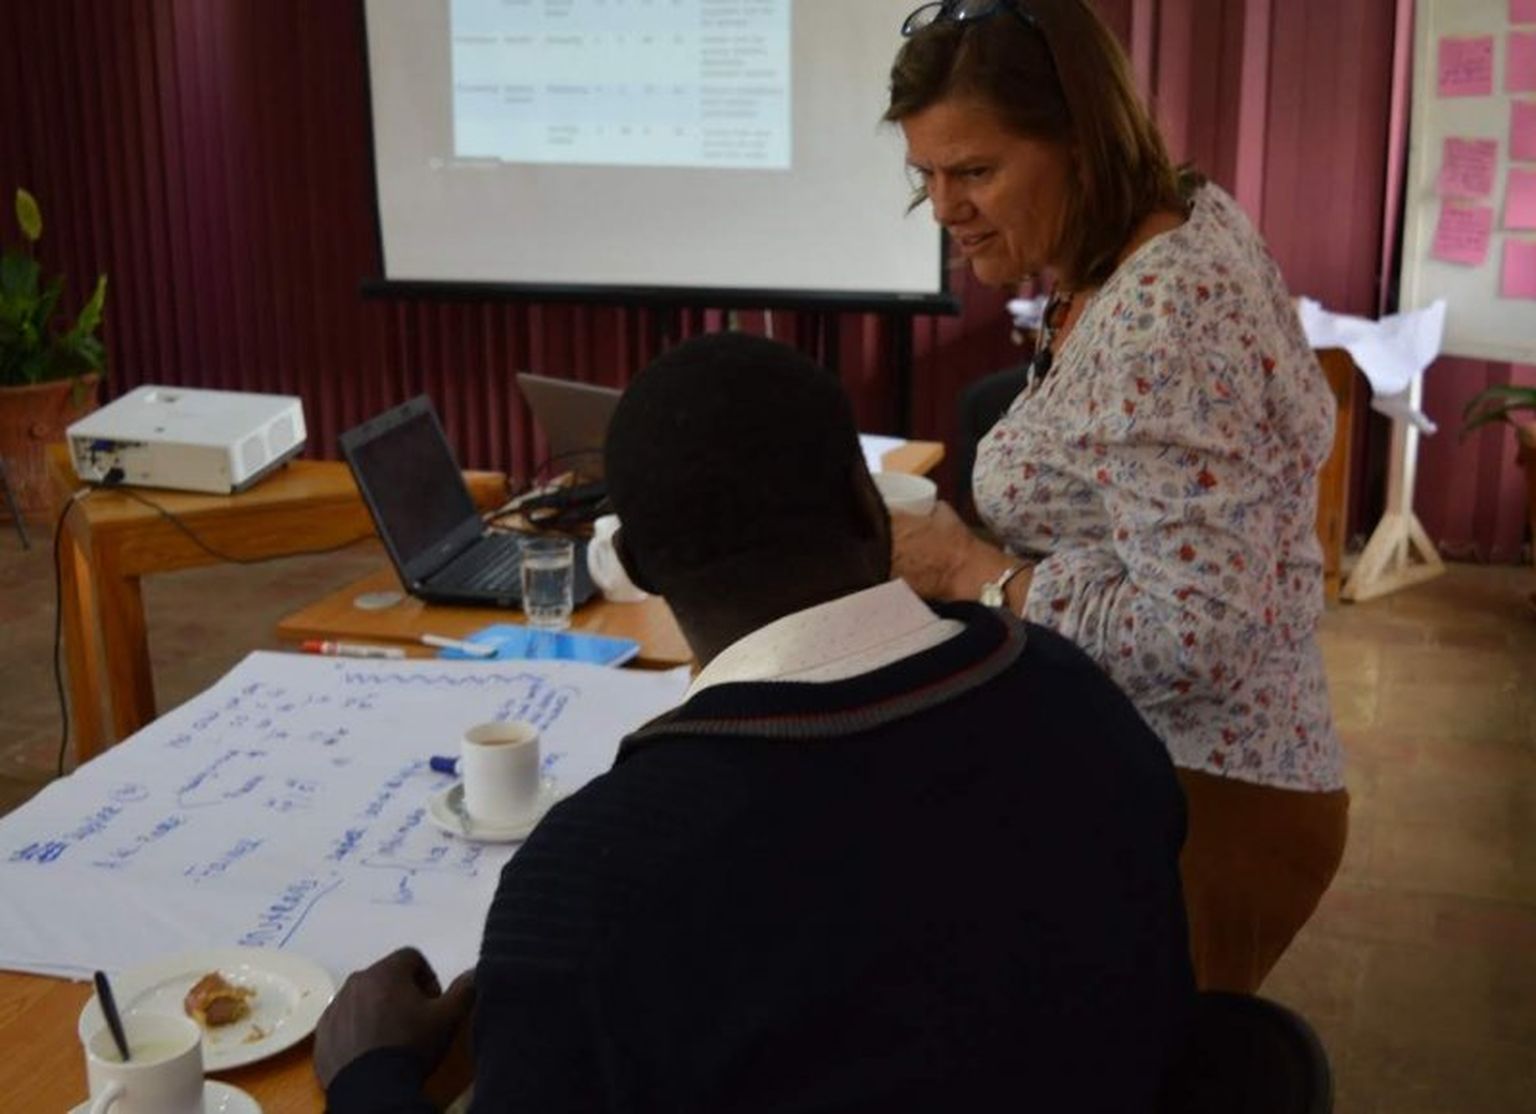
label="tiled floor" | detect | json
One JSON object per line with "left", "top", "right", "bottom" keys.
{"left": 1, "top": 526, "right": 1534, "bottom": 1111}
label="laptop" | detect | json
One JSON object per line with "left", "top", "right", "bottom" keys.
{"left": 340, "top": 395, "right": 595, "bottom": 608}
{"left": 515, "top": 373, "right": 622, "bottom": 480}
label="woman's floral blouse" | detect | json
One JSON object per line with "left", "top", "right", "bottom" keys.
{"left": 976, "top": 184, "right": 1344, "bottom": 791}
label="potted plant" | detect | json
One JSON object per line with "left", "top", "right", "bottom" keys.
{"left": 1463, "top": 383, "right": 1536, "bottom": 572}
{"left": 0, "top": 187, "right": 107, "bottom": 520}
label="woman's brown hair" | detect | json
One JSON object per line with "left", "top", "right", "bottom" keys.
{"left": 885, "top": 0, "right": 1195, "bottom": 288}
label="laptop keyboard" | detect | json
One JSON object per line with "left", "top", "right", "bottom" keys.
{"left": 437, "top": 533, "right": 524, "bottom": 591}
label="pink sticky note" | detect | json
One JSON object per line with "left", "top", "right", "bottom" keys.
{"left": 1514, "top": 102, "right": 1536, "bottom": 162}
{"left": 1440, "top": 36, "right": 1494, "bottom": 97}
{"left": 1501, "top": 240, "right": 1536, "bottom": 299}
{"left": 1432, "top": 203, "right": 1494, "bottom": 265}
{"left": 1507, "top": 168, "right": 1536, "bottom": 229}
{"left": 1516, "top": 0, "right": 1536, "bottom": 24}
{"left": 1511, "top": 33, "right": 1536, "bottom": 94}
{"left": 1438, "top": 137, "right": 1499, "bottom": 197}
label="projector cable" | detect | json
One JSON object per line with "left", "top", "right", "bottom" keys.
{"left": 49, "top": 474, "right": 376, "bottom": 780}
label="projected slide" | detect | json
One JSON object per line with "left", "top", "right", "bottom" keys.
{"left": 451, "top": 0, "right": 791, "bottom": 169}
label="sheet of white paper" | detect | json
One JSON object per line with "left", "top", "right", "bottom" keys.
{"left": 0, "top": 652, "right": 689, "bottom": 984}
{"left": 1297, "top": 298, "right": 1446, "bottom": 431}
{"left": 858, "top": 433, "right": 907, "bottom": 475}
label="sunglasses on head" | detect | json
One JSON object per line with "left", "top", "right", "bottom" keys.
{"left": 901, "top": 0, "right": 1039, "bottom": 37}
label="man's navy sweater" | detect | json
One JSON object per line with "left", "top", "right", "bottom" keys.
{"left": 330, "top": 603, "right": 1193, "bottom": 1112}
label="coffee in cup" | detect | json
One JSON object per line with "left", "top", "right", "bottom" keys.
{"left": 459, "top": 721, "right": 541, "bottom": 826}
{"left": 83, "top": 1012, "right": 204, "bottom": 1114}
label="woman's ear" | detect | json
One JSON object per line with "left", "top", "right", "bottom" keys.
{"left": 613, "top": 528, "right": 659, "bottom": 594}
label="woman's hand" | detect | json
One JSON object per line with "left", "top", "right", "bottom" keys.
{"left": 891, "top": 500, "right": 1008, "bottom": 601}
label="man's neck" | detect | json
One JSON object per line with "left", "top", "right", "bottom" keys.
{"left": 671, "top": 569, "right": 885, "bottom": 668}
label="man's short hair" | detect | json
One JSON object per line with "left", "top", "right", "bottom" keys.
{"left": 604, "top": 332, "right": 869, "bottom": 578}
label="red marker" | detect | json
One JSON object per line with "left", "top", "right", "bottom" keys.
{"left": 300, "top": 639, "right": 405, "bottom": 659}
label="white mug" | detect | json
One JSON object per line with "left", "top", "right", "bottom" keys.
{"left": 586, "top": 514, "right": 648, "bottom": 602}
{"left": 872, "top": 472, "right": 938, "bottom": 516}
{"left": 460, "top": 721, "right": 541, "bottom": 825}
{"left": 83, "top": 1013, "right": 204, "bottom": 1114}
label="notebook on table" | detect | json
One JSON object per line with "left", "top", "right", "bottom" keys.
{"left": 339, "top": 395, "right": 596, "bottom": 608}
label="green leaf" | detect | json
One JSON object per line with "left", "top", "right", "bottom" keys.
{"left": 14, "top": 188, "right": 42, "bottom": 242}
{"left": 1461, "top": 384, "right": 1536, "bottom": 436}
{"left": 74, "top": 273, "right": 107, "bottom": 336}
{"left": 0, "top": 251, "right": 39, "bottom": 301}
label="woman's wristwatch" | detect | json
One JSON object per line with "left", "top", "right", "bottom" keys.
{"left": 980, "top": 562, "right": 1032, "bottom": 609}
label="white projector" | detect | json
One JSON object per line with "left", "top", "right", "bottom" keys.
{"left": 68, "top": 385, "right": 307, "bottom": 494}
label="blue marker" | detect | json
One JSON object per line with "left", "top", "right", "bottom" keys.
{"left": 429, "top": 755, "right": 461, "bottom": 777}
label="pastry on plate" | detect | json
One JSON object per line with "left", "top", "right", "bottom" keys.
{"left": 183, "top": 971, "right": 256, "bottom": 1027}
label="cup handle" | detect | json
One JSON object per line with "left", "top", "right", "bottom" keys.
{"left": 89, "top": 1082, "right": 125, "bottom": 1114}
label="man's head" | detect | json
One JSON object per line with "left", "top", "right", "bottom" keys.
{"left": 604, "top": 333, "right": 890, "bottom": 658}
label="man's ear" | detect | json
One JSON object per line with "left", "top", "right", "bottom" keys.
{"left": 613, "top": 528, "right": 659, "bottom": 594}
{"left": 849, "top": 462, "right": 893, "bottom": 581}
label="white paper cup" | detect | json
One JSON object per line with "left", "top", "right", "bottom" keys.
{"left": 460, "top": 721, "right": 541, "bottom": 826}
{"left": 83, "top": 1012, "right": 204, "bottom": 1114}
{"left": 872, "top": 472, "right": 937, "bottom": 515}
{"left": 586, "top": 514, "right": 649, "bottom": 603}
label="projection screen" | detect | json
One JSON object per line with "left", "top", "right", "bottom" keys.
{"left": 361, "top": 0, "right": 953, "bottom": 310}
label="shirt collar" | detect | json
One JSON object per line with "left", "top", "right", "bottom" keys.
{"left": 686, "top": 579, "right": 963, "bottom": 699}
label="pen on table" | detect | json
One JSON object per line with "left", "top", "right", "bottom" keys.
{"left": 421, "top": 633, "right": 498, "bottom": 658}
{"left": 300, "top": 639, "right": 405, "bottom": 659}
{"left": 429, "top": 755, "right": 462, "bottom": 776}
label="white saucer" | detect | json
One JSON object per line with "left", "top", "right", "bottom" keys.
{"left": 427, "top": 779, "right": 565, "bottom": 843}
{"left": 71, "top": 1079, "right": 260, "bottom": 1113}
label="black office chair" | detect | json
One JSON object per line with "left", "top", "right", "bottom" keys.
{"left": 955, "top": 364, "right": 1028, "bottom": 521}
{"left": 1158, "top": 992, "right": 1334, "bottom": 1114}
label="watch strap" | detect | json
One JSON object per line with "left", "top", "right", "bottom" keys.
{"left": 980, "top": 562, "right": 1031, "bottom": 609}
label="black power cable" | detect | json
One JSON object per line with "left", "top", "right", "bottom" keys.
{"left": 50, "top": 478, "right": 377, "bottom": 779}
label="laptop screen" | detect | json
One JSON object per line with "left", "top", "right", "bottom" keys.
{"left": 515, "top": 373, "right": 621, "bottom": 480}
{"left": 343, "top": 399, "right": 480, "bottom": 570}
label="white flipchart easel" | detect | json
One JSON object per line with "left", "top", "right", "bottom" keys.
{"left": 1339, "top": 371, "right": 1447, "bottom": 601}
{"left": 1298, "top": 298, "right": 1448, "bottom": 602}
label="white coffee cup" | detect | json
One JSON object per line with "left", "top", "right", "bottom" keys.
{"left": 872, "top": 472, "right": 938, "bottom": 516}
{"left": 460, "top": 721, "right": 541, "bottom": 826}
{"left": 586, "top": 514, "right": 648, "bottom": 603}
{"left": 83, "top": 1012, "right": 204, "bottom": 1114}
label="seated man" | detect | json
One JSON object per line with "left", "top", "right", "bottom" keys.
{"left": 316, "top": 333, "right": 1194, "bottom": 1112}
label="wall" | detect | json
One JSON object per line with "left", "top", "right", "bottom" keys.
{"left": 1, "top": 0, "right": 1524, "bottom": 555}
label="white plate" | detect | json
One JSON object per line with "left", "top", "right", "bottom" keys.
{"left": 78, "top": 947, "right": 334, "bottom": 1072}
{"left": 71, "top": 1079, "right": 261, "bottom": 1113}
{"left": 426, "top": 780, "right": 565, "bottom": 843}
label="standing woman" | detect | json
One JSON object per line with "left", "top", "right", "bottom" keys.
{"left": 886, "top": 0, "right": 1347, "bottom": 993}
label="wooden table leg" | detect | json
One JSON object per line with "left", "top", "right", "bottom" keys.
{"left": 97, "top": 569, "right": 157, "bottom": 745}
{"left": 56, "top": 506, "right": 106, "bottom": 765}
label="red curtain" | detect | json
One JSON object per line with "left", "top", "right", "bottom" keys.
{"left": 7, "top": 0, "right": 1519, "bottom": 556}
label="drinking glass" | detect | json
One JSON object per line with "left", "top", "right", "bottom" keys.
{"left": 520, "top": 537, "right": 575, "bottom": 630}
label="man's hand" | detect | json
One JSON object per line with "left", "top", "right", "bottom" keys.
{"left": 313, "top": 947, "right": 475, "bottom": 1091}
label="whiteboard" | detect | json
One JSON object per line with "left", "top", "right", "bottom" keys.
{"left": 1400, "top": 0, "right": 1536, "bottom": 363}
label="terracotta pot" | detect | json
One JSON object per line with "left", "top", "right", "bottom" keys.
{"left": 0, "top": 375, "right": 101, "bottom": 522}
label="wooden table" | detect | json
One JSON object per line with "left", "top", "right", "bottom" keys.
{"left": 273, "top": 440, "right": 942, "bottom": 666}
{"left": 46, "top": 445, "right": 506, "bottom": 764}
{"left": 11, "top": 437, "right": 945, "bottom": 1112}
{"left": 0, "top": 971, "right": 479, "bottom": 1112}
{"left": 878, "top": 439, "right": 944, "bottom": 478}
{"left": 277, "top": 567, "right": 694, "bottom": 667}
